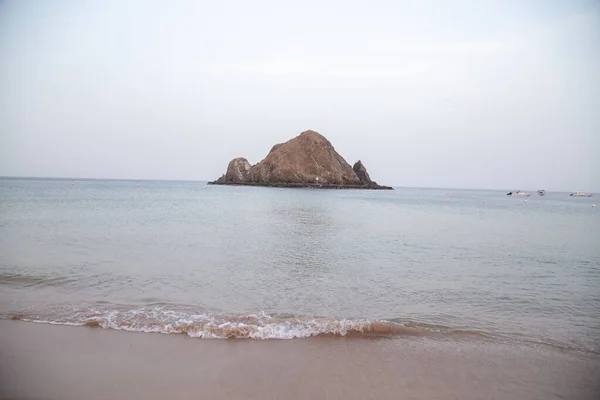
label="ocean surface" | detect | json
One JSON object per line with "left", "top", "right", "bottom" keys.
{"left": 1, "top": 179, "right": 598, "bottom": 353}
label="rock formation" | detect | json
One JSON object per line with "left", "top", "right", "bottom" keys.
{"left": 353, "top": 160, "right": 374, "bottom": 186}
{"left": 218, "top": 157, "right": 251, "bottom": 184}
{"left": 210, "top": 130, "right": 392, "bottom": 190}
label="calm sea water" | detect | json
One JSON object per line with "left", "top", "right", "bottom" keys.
{"left": 0, "top": 179, "right": 598, "bottom": 351}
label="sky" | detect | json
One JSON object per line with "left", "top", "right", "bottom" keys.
{"left": 0, "top": 0, "right": 599, "bottom": 191}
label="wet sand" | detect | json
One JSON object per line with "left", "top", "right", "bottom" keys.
{"left": 1, "top": 320, "right": 599, "bottom": 400}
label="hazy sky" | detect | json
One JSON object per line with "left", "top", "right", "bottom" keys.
{"left": 1, "top": 0, "right": 599, "bottom": 190}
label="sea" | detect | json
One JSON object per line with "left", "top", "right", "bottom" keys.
{"left": 1, "top": 178, "right": 599, "bottom": 354}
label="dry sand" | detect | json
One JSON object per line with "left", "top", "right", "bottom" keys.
{"left": 1, "top": 320, "right": 598, "bottom": 400}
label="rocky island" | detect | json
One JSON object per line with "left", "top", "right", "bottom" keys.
{"left": 209, "top": 130, "right": 393, "bottom": 190}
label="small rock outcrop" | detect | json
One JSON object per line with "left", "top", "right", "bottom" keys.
{"left": 209, "top": 130, "right": 392, "bottom": 190}
{"left": 217, "top": 157, "right": 252, "bottom": 183}
{"left": 353, "top": 160, "right": 374, "bottom": 186}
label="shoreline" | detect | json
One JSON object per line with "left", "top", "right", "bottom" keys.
{"left": 207, "top": 181, "right": 394, "bottom": 190}
{"left": 1, "top": 320, "right": 598, "bottom": 400}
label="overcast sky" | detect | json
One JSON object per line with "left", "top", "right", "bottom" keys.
{"left": 1, "top": 0, "right": 598, "bottom": 190}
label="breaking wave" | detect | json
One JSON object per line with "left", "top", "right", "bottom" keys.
{"left": 7, "top": 306, "right": 489, "bottom": 340}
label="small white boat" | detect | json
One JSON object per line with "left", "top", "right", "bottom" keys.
{"left": 507, "top": 190, "right": 531, "bottom": 197}
{"left": 570, "top": 192, "right": 593, "bottom": 197}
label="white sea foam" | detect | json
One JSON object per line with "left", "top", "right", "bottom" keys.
{"left": 10, "top": 306, "right": 410, "bottom": 339}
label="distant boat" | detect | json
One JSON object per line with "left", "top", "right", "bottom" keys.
{"left": 507, "top": 190, "right": 531, "bottom": 197}
{"left": 570, "top": 192, "right": 593, "bottom": 198}
{"left": 537, "top": 190, "right": 546, "bottom": 196}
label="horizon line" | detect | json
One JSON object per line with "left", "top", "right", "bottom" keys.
{"left": 0, "top": 176, "right": 592, "bottom": 193}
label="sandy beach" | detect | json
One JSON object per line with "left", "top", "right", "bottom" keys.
{"left": 1, "top": 320, "right": 598, "bottom": 400}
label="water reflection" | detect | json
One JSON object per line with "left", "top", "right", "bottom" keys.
{"left": 270, "top": 201, "right": 337, "bottom": 276}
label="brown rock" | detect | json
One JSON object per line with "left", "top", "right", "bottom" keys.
{"left": 353, "top": 160, "right": 374, "bottom": 186}
{"left": 209, "top": 130, "right": 392, "bottom": 190}
{"left": 222, "top": 157, "right": 252, "bottom": 183}
{"left": 247, "top": 130, "right": 361, "bottom": 185}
